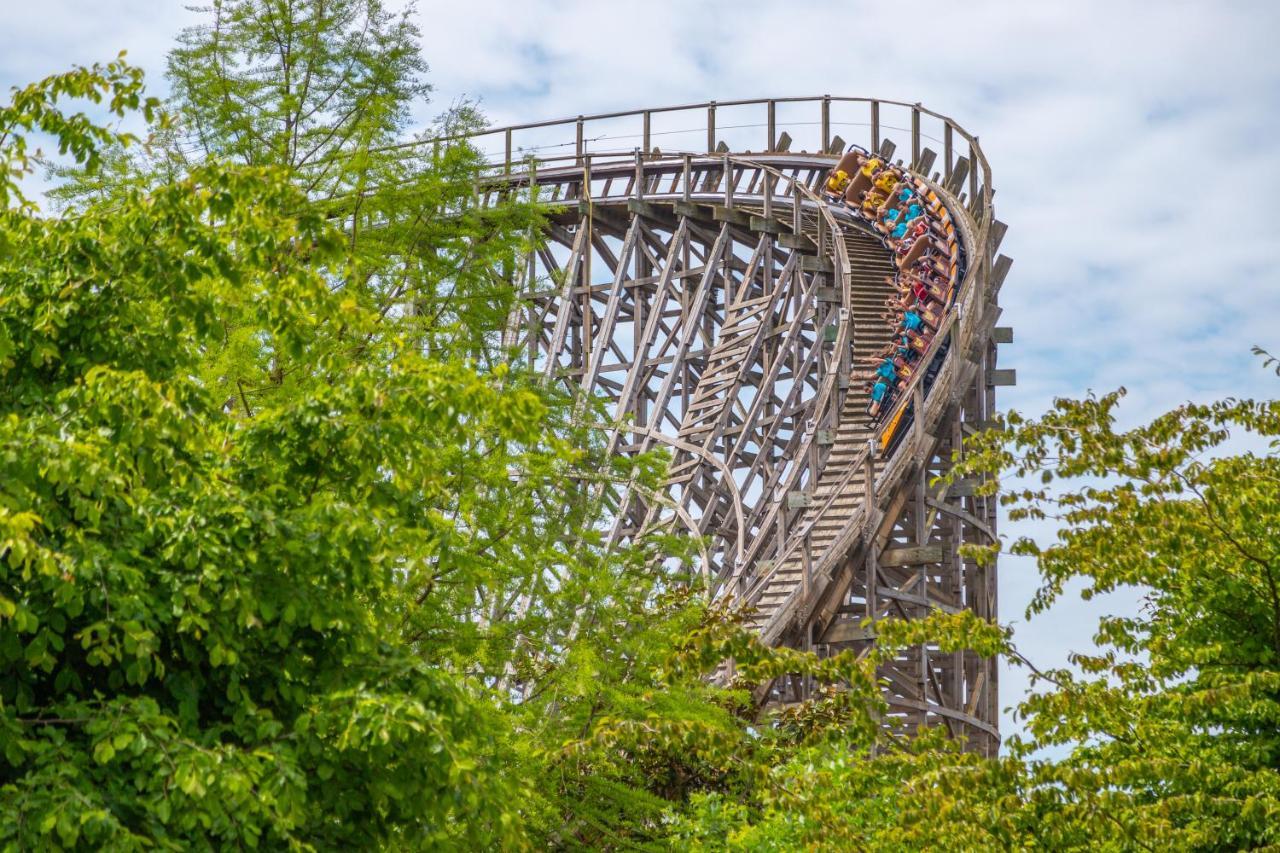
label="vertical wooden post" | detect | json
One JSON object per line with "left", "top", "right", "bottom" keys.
{"left": 775, "top": 487, "right": 786, "bottom": 560}
{"left": 944, "top": 123, "right": 954, "bottom": 180}
{"left": 802, "top": 532, "right": 812, "bottom": 600}
{"left": 723, "top": 155, "right": 733, "bottom": 209}
{"left": 767, "top": 99, "right": 776, "bottom": 151}
{"left": 821, "top": 95, "right": 831, "bottom": 153}
{"left": 581, "top": 155, "right": 593, "bottom": 365}
{"left": 504, "top": 127, "right": 512, "bottom": 174}
{"left": 575, "top": 117, "right": 585, "bottom": 165}
{"left": 870, "top": 100, "right": 880, "bottom": 152}
{"left": 634, "top": 149, "right": 644, "bottom": 200}
{"left": 864, "top": 440, "right": 878, "bottom": 621}
{"left": 763, "top": 170, "right": 774, "bottom": 219}
{"left": 969, "top": 140, "right": 979, "bottom": 203}
{"left": 682, "top": 154, "right": 692, "bottom": 203}
{"left": 642, "top": 110, "right": 651, "bottom": 156}
{"left": 911, "top": 107, "right": 921, "bottom": 168}
{"left": 707, "top": 101, "right": 716, "bottom": 153}
{"left": 913, "top": 381, "right": 924, "bottom": 447}
{"left": 914, "top": 464, "right": 929, "bottom": 703}
{"left": 864, "top": 441, "right": 876, "bottom": 513}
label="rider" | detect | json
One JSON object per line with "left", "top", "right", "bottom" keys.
{"left": 824, "top": 168, "right": 852, "bottom": 198}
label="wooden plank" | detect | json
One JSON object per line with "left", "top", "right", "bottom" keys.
{"left": 988, "top": 220, "right": 1008, "bottom": 254}
{"left": 992, "top": 326, "right": 1013, "bottom": 344}
{"left": 990, "top": 254, "right": 1013, "bottom": 293}
{"left": 988, "top": 369, "right": 1016, "bottom": 387}
{"left": 627, "top": 198, "right": 669, "bottom": 219}
{"left": 914, "top": 147, "right": 936, "bottom": 176}
{"left": 787, "top": 491, "right": 813, "bottom": 510}
{"left": 946, "top": 156, "right": 969, "bottom": 195}
{"left": 748, "top": 215, "right": 785, "bottom": 234}
{"left": 821, "top": 621, "right": 876, "bottom": 643}
{"left": 880, "top": 544, "right": 944, "bottom": 567}
{"left": 778, "top": 232, "right": 815, "bottom": 251}
{"left": 712, "top": 205, "right": 751, "bottom": 226}
{"left": 673, "top": 200, "right": 707, "bottom": 218}
{"left": 876, "top": 586, "right": 960, "bottom": 614}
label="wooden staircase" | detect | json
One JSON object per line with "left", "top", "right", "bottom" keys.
{"left": 668, "top": 290, "right": 776, "bottom": 483}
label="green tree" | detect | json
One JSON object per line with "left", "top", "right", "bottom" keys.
{"left": 955, "top": 389, "right": 1280, "bottom": 849}
{"left": 0, "top": 61, "right": 535, "bottom": 849}
{"left": 165, "top": 0, "right": 533, "bottom": 368}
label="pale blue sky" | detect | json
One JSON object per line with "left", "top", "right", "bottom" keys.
{"left": 4, "top": 0, "right": 1279, "bottom": 745}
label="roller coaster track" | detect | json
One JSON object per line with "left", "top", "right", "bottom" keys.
{"left": 452, "top": 97, "right": 1012, "bottom": 755}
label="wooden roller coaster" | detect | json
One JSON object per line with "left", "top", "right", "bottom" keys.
{"left": 453, "top": 97, "right": 1012, "bottom": 756}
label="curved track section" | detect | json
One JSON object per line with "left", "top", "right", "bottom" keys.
{"left": 462, "top": 98, "right": 1012, "bottom": 755}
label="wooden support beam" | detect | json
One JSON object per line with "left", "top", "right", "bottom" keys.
{"left": 673, "top": 200, "right": 707, "bottom": 218}
{"left": 988, "top": 220, "right": 1008, "bottom": 254}
{"left": 946, "top": 156, "right": 970, "bottom": 195}
{"left": 749, "top": 215, "right": 786, "bottom": 234}
{"left": 779, "top": 232, "right": 815, "bottom": 251}
{"left": 712, "top": 205, "right": 751, "bottom": 226}
{"left": 914, "top": 147, "right": 936, "bottom": 176}
{"left": 626, "top": 198, "right": 668, "bottom": 220}
{"left": 988, "top": 369, "right": 1016, "bottom": 387}
{"left": 992, "top": 326, "right": 1013, "bottom": 344}
{"left": 800, "top": 256, "right": 834, "bottom": 273}
{"left": 879, "top": 544, "right": 945, "bottom": 567}
{"left": 990, "top": 254, "right": 1013, "bottom": 294}
{"left": 821, "top": 621, "right": 876, "bottom": 643}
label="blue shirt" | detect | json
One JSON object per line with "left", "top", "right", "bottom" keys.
{"left": 871, "top": 380, "right": 888, "bottom": 402}
{"left": 876, "top": 359, "right": 897, "bottom": 382}
{"left": 901, "top": 203, "right": 924, "bottom": 223}
{"left": 903, "top": 311, "right": 924, "bottom": 332}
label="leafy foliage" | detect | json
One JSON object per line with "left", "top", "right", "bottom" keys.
{"left": 0, "top": 62, "right": 537, "bottom": 848}
{"left": 957, "top": 390, "right": 1280, "bottom": 849}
